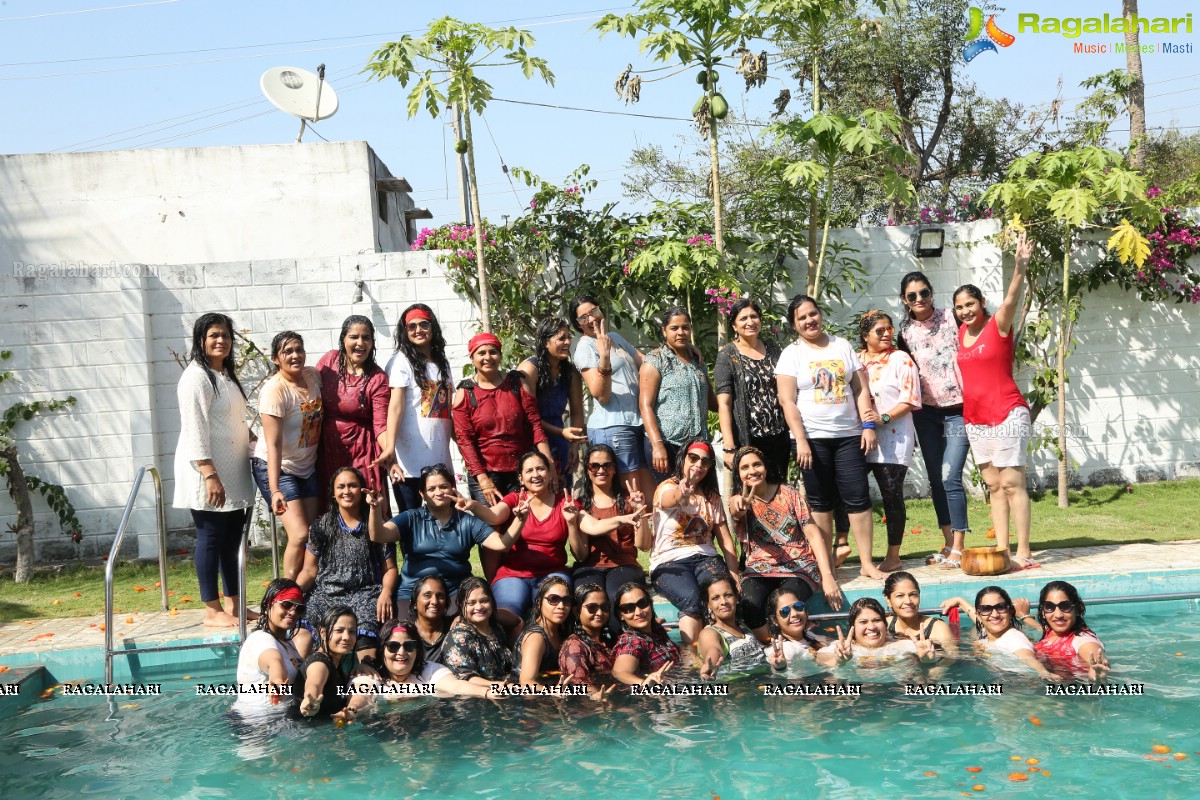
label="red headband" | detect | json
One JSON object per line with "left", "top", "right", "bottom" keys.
{"left": 468, "top": 332, "right": 502, "bottom": 355}
{"left": 390, "top": 626, "right": 409, "bottom": 634}
{"left": 687, "top": 441, "right": 714, "bottom": 456}
{"left": 404, "top": 308, "right": 432, "bottom": 324}
{"left": 273, "top": 587, "right": 303, "bottom": 605}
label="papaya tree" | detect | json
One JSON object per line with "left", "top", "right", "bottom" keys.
{"left": 364, "top": 18, "right": 554, "bottom": 332}
{"left": 983, "top": 146, "right": 1159, "bottom": 507}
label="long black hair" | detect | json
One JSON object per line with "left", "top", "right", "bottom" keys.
{"left": 533, "top": 316, "right": 578, "bottom": 397}
{"left": 527, "top": 574, "right": 572, "bottom": 634}
{"left": 314, "top": 605, "right": 358, "bottom": 654}
{"left": 698, "top": 573, "right": 740, "bottom": 626}
{"left": 899, "top": 271, "right": 933, "bottom": 319}
{"left": 672, "top": 435, "right": 720, "bottom": 503}
{"left": 731, "top": 445, "right": 778, "bottom": 493}
{"left": 335, "top": 314, "right": 381, "bottom": 378}
{"left": 613, "top": 580, "right": 668, "bottom": 639}
{"left": 577, "top": 443, "right": 630, "bottom": 514}
{"left": 458, "top": 576, "right": 505, "bottom": 642}
{"left": 268, "top": 330, "right": 304, "bottom": 375}
{"left": 973, "top": 585, "right": 1020, "bottom": 638}
{"left": 570, "top": 581, "right": 612, "bottom": 645}
{"left": 394, "top": 303, "right": 452, "bottom": 390}
{"left": 378, "top": 619, "right": 428, "bottom": 682}
{"left": 1036, "top": 580, "right": 1092, "bottom": 637}
{"left": 255, "top": 578, "right": 303, "bottom": 637}
{"left": 188, "top": 312, "right": 246, "bottom": 398}
{"left": 568, "top": 294, "right": 601, "bottom": 333}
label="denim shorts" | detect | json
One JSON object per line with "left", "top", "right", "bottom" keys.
{"left": 492, "top": 572, "right": 572, "bottom": 620}
{"left": 588, "top": 425, "right": 648, "bottom": 474}
{"left": 251, "top": 457, "right": 319, "bottom": 504}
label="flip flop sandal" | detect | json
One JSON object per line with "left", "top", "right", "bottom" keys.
{"left": 1009, "top": 556, "right": 1042, "bottom": 572}
{"left": 925, "top": 547, "right": 951, "bottom": 566}
{"left": 938, "top": 550, "right": 963, "bottom": 569}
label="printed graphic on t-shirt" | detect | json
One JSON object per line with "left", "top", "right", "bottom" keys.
{"left": 672, "top": 511, "right": 710, "bottom": 547}
{"left": 421, "top": 381, "right": 451, "bottom": 419}
{"left": 298, "top": 398, "right": 323, "bottom": 448}
{"left": 810, "top": 360, "right": 846, "bottom": 404}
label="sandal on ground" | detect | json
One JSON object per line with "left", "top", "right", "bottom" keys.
{"left": 925, "top": 547, "right": 951, "bottom": 566}
{"left": 938, "top": 550, "right": 963, "bottom": 570}
{"left": 1009, "top": 555, "right": 1041, "bottom": 572}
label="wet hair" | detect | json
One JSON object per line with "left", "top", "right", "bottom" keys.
{"left": 315, "top": 605, "right": 358, "bottom": 654}
{"left": 847, "top": 597, "right": 888, "bottom": 627}
{"left": 417, "top": 464, "right": 456, "bottom": 493}
{"left": 336, "top": 315, "right": 380, "bottom": 378}
{"left": 458, "top": 576, "right": 502, "bottom": 635}
{"left": 188, "top": 312, "right": 246, "bottom": 398}
{"left": 731, "top": 445, "right": 778, "bottom": 493}
{"left": 378, "top": 619, "right": 428, "bottom": 682}
{"left": 951, "top": 284, "right": 987, "bottom": 325}
{"left": 1036, "top": 580, "right": 1091, "bottom": 636}
{"left": 517, "top": 449, "right": 553, "bottom": 479}
{"left": 658, "top": 304, "right": 691, "bottom": 334}
{"left": 407, "top": 573, "right": 451, "bottom": 623}
{"left": 528, "top": 574, "right": 572, "bottom": 634}
{"left": 882, "top": 571, "right": 920, "bottom": 600}
{"left": 858, "top": 310, "right": 894, "bottom": 350}
{"left": 533, "top": 316, "right": 579, "bottom": 397}
{"left": 765, "top": 586, "right": 820, "bottom": 646}
{"left": 613, "top": 580, "right": 667, "bottom": 638}
{"left": 899, "top": 271, "right": 933, "bottom": 319}
{"left": 973, "top": 585, "right": 1019, "bottom": 637}
{"left": 268, "top": 330, "right": 304, "bottom": 375}
{"left": 577, "top": 443, "right": 630, "bottom": 513}
{"left": 699, "top": 573, "right": 739, "bottom": 625}
{"left": 255, "top": 578, "right": 303, "bottom": 636}
{"left": 393, "top": 303, "right": 452, "bottom": 392}
{"left": 672, "top": 435, "right": 720, "bottom": 502}
{"left": 785, "top": 294, "right": 822, "bottom": 335}
{"left": 326, "top": 466, "right": 369, "bottom": 517}
{"left": 568, "top": 294, "right": 602, "bottom": 333}
{"left": 726, "top": 298, "right": 762, "bottom": 338}
{"left": 570, "top": 581, "right": 612, "bottom": 644}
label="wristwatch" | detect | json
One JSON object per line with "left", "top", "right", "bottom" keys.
{"left": 880, "top": 413, "right": 891, "bottom": 425}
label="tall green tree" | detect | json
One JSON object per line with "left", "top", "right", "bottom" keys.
{"left": 364, "top": 18, "right": 554, "bottom": 332}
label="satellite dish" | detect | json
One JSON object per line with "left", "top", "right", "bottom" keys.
{"left": 260, "top": 65, "right": 339, "bottom": 142}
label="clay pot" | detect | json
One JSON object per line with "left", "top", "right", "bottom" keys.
{"left": 961, "top": 546, "right": 1012, "bottom": 576}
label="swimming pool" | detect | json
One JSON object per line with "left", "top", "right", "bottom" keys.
{"left": 2, "top": 598, "right": 1198, "bottom": 799}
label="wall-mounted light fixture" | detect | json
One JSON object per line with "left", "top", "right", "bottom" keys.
{"left": 913, "top": 227, "right": 945, "bottom": 258}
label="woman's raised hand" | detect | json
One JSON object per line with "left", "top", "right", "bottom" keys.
{"left": 728, "top": 480, "right": 753, "bottom": 521}
{"left": 643, "top": 660, "right": 674, "bottom": 687}
{"left": 914, "top": 629, "right": 938, "bottom": 664}
{"left": 769, "top": 636, "right": 787, "bottom": 670}
{"left": 561, "top": 489, "right": 580, "bottom": 523}
{"left": 834, "top": 626, "right": 855, "bottom": 664}
{"left": 595, "top": 317, "right": 612, "bottom": 358}
{"left": 513, "top": 490, "right": 532, "bottom": 520}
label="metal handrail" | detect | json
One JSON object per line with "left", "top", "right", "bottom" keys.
{"left": 269, "top": 514, "right": 280, "bottom": 579}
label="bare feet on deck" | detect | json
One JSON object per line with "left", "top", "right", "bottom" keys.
{"left": 859, "top": 564, "right": 887, "bottom": 581}
{"left": 203, "top": 610, "right": 240, "bottom": 628}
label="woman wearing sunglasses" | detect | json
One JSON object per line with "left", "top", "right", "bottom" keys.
{"left": 441, "top": 577, "right": 515, "bottom": 686}
{"left": 940, "top": 587, "right": 1056, "bottom": 679}
{"left": 1016, "top": 581, "right": 1108, "bottom": 682}
{"left": 856, "top": 310, "right": 921, "bottom": 572}
{"left": 373, "top": 619, "right": 498, "bottom": 700}
{"left": 514, "top": 575, "right": 573, "bottom": 685}
{"left": 881, "top": 572, "right": 954, "bottom": 652}
{"left": 650, "top": 437, "right": 740, "bottom": 646}
{"left": 380, "top": 304, "right": 456, "bottom": 515}
{"left": 573, "top": 443, "right": 650, "bottom": 635}
{"left": 763, "top": 587, "right": 828, "bottom": 671}
{"left": 232, "top": 579, "right": 311, "bottom": 719}
{"left": 559, "top": 582, "right": 616, "bottom": 697}
{"left": 611, "top": 582, "right": 678, "bottom": 686}
{"left": 696, "top": 575, "right": 766, "bottom": 680}
{"left": 896, "top": 273, "right": 972, "bottom": 569}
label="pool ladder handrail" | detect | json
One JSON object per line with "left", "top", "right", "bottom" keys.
{"left": 103, "top": 464, "right": 252, "bottom": 684}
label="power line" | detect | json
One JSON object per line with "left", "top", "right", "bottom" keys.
{"left": 0, "top": 0, "right": 179, "bottom": 22}
{"left": 478, "top": 112, "right": 525, "bottom": 213}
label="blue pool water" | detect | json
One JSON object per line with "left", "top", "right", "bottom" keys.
{"left": 2, "top": 599, "right": 1198, "bottom": 799}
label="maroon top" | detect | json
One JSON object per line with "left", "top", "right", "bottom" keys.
{"left": 956, "top": 316, "right": 1028, "bottom": 426}
{"left": 493, "top": 491, "right": 570, "bottom": 582}
{"left": 315, "top": 350, "right": 390, "bottom": 515}
{"left": 451, "top": 372, "right": 548, "bottom": 477}
{"left": 578, "top": 502, "right": 640, "bottom": 570}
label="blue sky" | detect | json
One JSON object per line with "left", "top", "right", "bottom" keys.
{"left": 2, "top": 0, "right": 1198, "bottom": 227}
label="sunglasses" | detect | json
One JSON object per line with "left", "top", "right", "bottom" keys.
{"left": 587, "top": 462, "right": 616, "bottom": 473}
{"left": 976, "top": 602, "right": 1011, "bottom": 616}
{"left": 1041, "top": 600, "right": 1075, "bottom": 614}
{"left": 420, "top": 463, "right": 450, "bottom": 477}
{"left": 544, "top": 594, "right": 572, "bottom": 606}
{"left": 276, "top": 600, "right": 305, "bottom": 615}
{"left": 619, "top": 597, "right": 652, "bottom": 615}
{"left": 686, "top": 453, "right": 714, "bottom": 467}
{"left": 384, "top": 640, "right": 419, "bottom": 654}
{"left": 777, "top": 600, "right": 807, "bottom": 618}
{"left": 576, "top": 308, "right": 602, "bottom": 324}
{"left": 583, "top": 602, "right": 608, "bottom": 615}
{"left": 873, "top": 325, "right": 894, "bottom": 336}
{"left": 905, "top": 288, "right": 932, "bottom": 303}
{"left": 406, "top": 320, "right": 432, "bottom": 332}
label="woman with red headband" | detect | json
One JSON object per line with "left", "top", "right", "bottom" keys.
{"left": 649, "top": 436, "right": 739, "bottom": 646}
{"left": 231, "top": 578, "right": 312, "bottom": 720}
{"left": 380, "top": 304, "right": 456, "bottom": 515}
{"left": 452, "top": 332, "right": 554, "bottom": 507}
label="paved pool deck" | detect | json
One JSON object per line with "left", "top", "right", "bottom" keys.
{"left": 2, "top": 539, "right": 1199, "bottom": 661}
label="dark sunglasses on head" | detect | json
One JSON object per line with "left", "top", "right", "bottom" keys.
{"left": 544, "top": 593, "right": 571, "bottom": 606}
{"left": 619, "top": 597, "right": 652, "bottom": 615}
{"left": 1041, "top": 600, "right": 1075, "bottom": 614}
{"left": 777, "top": 600, "right": 807, "bottom": 618}
{"left": 583, "top": 602, "right": 608, "bottom": 615}
{"left": 420, "top": 463, "right": 450, "bottom": 477}
{"left": 384, "top": 640, "right": 419, "bottom": 654}
{"left": 976, "top": 602, "right": 1011, "bottom": 616}
{"left": 905, "top": 288, "right": 932, "bottom": 302}
{"left": 277, "top": 600, "right": 305, "bottom": 615}
{"left": 587, "top": 461, "right": 616, "bottom": 473}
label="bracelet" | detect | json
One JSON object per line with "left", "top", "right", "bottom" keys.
{"left": 861, "top": 421, "right": 877, "bottom": 430}
{"left": 271, "top": 490, "right": 285, "bottom": 497}
{"left": 204, "top": 473, "right": 220, "bottom": 481}
{"left": 651, "top": 439, "right": 664, "bottom": 446}
{"left": 722, "top": 447, "right": 736, "bottom": 454}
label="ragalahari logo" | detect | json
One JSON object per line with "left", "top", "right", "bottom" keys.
{"left": 963, "top": 6, "right": 1016, "bottom": 62}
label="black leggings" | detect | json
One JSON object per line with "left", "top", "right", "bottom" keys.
{"left": 739, "top": 575, "right": 814, "bottom": 630}
{"left": 831, "top": 463, "right": 909, "bottom": 547}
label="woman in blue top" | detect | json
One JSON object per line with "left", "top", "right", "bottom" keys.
{"left": 570, "top": 294, "right": 656, "bottom": 505}
{"left": 518, "top": 317, "right": 587, "bottom": 486}
{"left": 366, "top": 464, "right": 523, "bottom": 619}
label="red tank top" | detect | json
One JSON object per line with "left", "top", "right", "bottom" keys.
{"left": 956, "top": 316, "right": 1028, "bottom": 426}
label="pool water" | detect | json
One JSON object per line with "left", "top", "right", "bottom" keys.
{"left": 2, "top": 600, "right": 1198, "bottom": 799}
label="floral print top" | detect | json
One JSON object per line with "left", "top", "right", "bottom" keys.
{"left": 897, "top": 307, "right": 963, "bottom": 409}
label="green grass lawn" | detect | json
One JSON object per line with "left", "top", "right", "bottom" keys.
{"left": 1, "top": 479, "right": 1196, "bottom": 625}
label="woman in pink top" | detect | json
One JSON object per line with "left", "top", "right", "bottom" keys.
{"left": 953, "top": 233, "right": 1035, "bottom": 569}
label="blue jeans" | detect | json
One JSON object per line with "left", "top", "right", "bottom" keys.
{"left": 250, "top": 457, "right": 318, "bottom": 503}
{"left": 492, "top": 572, "right": 572, "bottom": 620}
{"left": 588, "top": 425, "right": 648, "bottom": 474}
{"left": 911, "top": 407, "right": 970, "bottom": 533}
{"left": 651, "top": 554, "right": 729, "bottom": 620}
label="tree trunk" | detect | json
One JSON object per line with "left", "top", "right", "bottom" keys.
{"left": 806, "top": 52, "right": 821, "bottom": 296}
{"left": 2, "top": 447, "right": 36, "bottom": 584}
{"left": 460, "top": 103, "right": 491, "bottom": 332}
{"left": 1056, "top": 232, "right": 1071, "bottom": 508}
{"left": 1124, "top": 0, "right": 1146, "bottom": 169}
{"left": 450, "top": 103, "right": 473, "bottom": 225}
{"left": 708, "top": 81, "right": 727, "bottom": 350}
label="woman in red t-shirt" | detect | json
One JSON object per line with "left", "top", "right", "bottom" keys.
{"left": 953, "top": 232, "right": 1035, "bottom": 569}
{"left": 462, "top": 450, "right": 582, "bottom": 637}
